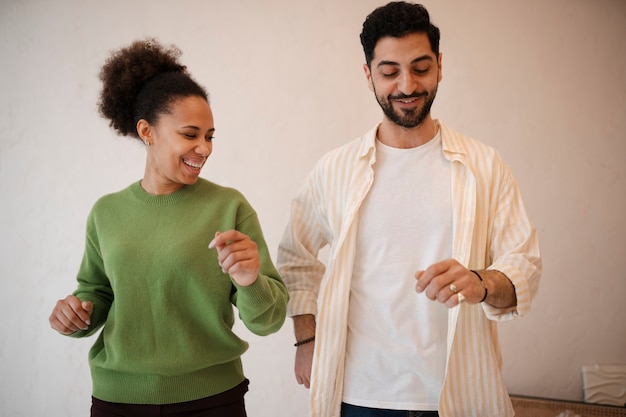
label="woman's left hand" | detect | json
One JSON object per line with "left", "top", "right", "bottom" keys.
{"left": 209, "top": 230, "right": 260, "bottom": 287}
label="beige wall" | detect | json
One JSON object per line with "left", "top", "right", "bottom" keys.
{"left": 1, "top": 0, "right": 625, "bottom": 415}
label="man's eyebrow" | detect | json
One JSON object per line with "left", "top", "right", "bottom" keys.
{"left": 376, "top": 55, "right": 434, "bottom": 68}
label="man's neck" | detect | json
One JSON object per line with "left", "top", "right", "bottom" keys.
{"left": 377, "top": 116, "right": 438, "bottom": 149}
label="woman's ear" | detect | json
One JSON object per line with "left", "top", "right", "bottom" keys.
{"left": 136, "top": 119, "right": 152, "bottom": 145}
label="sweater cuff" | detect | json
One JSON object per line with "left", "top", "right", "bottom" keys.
{"left": 231, "top": 274, "right": 275, "bottom": 303}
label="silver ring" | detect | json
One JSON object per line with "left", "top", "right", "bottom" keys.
{"left": 457, "top": 293, "right": 466, "bottom": 304}
{"left": 449, "top": 283, "right": 458, "bottom": 293}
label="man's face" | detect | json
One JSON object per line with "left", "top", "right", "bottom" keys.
{"left": 364, "top": 32, "right": 442, "bottom": 129}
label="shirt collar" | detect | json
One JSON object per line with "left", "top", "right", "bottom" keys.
{"left": 358, "top": 124, "right": 379, "bottom": 159}
{"left": 359, "top": 120, "right": 467, "bottom": 159}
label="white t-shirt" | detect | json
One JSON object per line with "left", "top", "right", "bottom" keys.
{"left": 343, "top": 132, "right": 452, "bottom": 410}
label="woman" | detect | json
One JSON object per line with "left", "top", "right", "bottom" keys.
{"left": 49, "top": 38, "right": 288, "bottom": 417}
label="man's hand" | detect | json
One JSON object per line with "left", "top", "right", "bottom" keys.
{"left": 415, "top": 259, "right": 487, "bottom": 307}
{"left": 293, "top": 314, "right": 316, "bottom": 388}
{"left": 415, "top": 259, "right": 517, "bottom": 308}
{"left": 295, "top": 340, "right": 314, "bottom": 388}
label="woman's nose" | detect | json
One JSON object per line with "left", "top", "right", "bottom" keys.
{"left": 196, "top": 140, "right": 212, "bottom": 157}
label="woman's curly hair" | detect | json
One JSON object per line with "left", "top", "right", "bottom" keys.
{"left": 97, "top": 38, "right": 208, "bottom": 138}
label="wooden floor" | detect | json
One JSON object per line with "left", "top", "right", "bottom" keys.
{"left": 511, "top": 394, "right": 626, "bottom": 417}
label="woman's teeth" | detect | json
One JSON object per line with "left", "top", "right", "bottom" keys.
{"left": 183, "top": 159, "right": 203, "bottom": 169}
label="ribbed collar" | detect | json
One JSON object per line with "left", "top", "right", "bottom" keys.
{"left": 128, "top": 179, "right": 200, "bottom": 206}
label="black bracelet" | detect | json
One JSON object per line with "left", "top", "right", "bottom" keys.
{"left": 471, "top": 270, "right": 488, "bottom": 303}
{"left": 294, "top": 336, "right": 315, "bottom": 347}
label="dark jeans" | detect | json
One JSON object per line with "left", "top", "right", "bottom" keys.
{"left": 91, "top": 379, "right": 249, "bottom": 417}
{"left": 341, "top": 402, "right": 439, "bottom": 417}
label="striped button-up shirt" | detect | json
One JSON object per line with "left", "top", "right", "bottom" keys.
{"left": 277, "top": 121, "right": 542, "bottom": 417}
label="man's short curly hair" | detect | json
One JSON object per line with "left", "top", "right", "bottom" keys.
{"left": 360, "top": 2, "right": 440, "bottom": 67}
{"left": 97, "top": 38, "right": 208, "bottom": 138}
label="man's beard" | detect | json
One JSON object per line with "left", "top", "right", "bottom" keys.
{"left": 374, "top": 84, "right": 438, "bottom": 129}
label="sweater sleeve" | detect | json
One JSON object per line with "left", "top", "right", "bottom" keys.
{"left": 70, "top": 207, "right": 114, "bottom": 338}
{"left": 230, "top": 212, "right": 288, "bottom": 336}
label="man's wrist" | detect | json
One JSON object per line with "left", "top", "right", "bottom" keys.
{"left": 294, "top": 336, "right": 315, "bottom": 347}
{"left": 470, "top": 270, "right": 488, "bottom": 303}
{"left": 293, "top": 314, "right": 316, "bottom": 344}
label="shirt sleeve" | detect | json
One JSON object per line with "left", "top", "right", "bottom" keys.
{"left": 481, "top": 157, "right": 542, "bottom": 321}
{"left": 277, "top": 174, "right": 330, "bottom": 318}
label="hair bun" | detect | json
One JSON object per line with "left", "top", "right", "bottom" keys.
{"left": 97, "top": 38, "right": 187, "bottom": 137}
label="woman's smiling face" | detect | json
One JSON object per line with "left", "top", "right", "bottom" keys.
{"left": 139, "top": 95, "right": 215, "bottom": 195}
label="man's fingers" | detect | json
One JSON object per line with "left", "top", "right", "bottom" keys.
{"left": 415, "top": 268, "right": 440, "bottom": 295}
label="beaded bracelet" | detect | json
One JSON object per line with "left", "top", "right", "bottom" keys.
{"left": 294, "top": 336, "right": 315, "bottom": 347}
{"left": 471, "top": 270, "right": 488, "bottom": 303}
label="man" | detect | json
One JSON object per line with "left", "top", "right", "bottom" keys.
{"left": 277, "top": 2, "right": 541, "bottom": 416}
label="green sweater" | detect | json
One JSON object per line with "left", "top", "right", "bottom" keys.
{"left": 70, "top": 179, "right": 288, "bottom": 404}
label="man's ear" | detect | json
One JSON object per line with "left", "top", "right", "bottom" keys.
{"left": 363, "top": 63, "right": 374, "bottom": 92}
{"left": 437, "top": 52, "right": 443, "bottom": 83}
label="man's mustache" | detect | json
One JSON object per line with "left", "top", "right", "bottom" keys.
{"left": 389, "top": 92, "right": 428, "bottom": 100}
